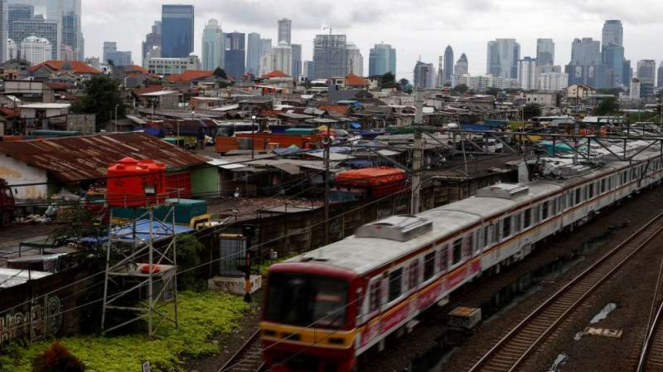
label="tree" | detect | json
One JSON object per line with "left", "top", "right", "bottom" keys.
{"left": 213, "top": 67, "right": 228, "bottom": 79}
{"left": 453, "top": 84, "right": 469, "bottom": 94}
{"left": 594, "top": 97, "right": 620, "bottom": 116}
{"left": 48, "top": 203, "right": 108, "bottom": 245}
{"left": 71, "top": 75, "right": 125, "bottom": 131}
{"left": 485, "top": 87, "right": 500, "bottom": 97}
{"left": 379, "top": 72, "right": 397, "bottom": 89}
{"left": 523, "top": 103, "right": 542, "bottom": 120}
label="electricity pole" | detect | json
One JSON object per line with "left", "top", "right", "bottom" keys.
{"left": 411, "top": 87, "right": 424, "bottom": 215}
{"left": 324, "top": 125, "right": 331, "bottom": 245}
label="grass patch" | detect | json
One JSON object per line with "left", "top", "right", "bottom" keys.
{"left": 1, "top": 291, "right": 249, "bottom": 372}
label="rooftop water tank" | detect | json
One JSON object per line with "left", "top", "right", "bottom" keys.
{"left": 107, "top": 157, "right": 167, "bottom": 207}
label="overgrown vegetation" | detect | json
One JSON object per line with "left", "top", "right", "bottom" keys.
{"left": 32, "top": 342, "right": 86, "bottom": 372}
{"left": 594, "top": 97, "right": 620, "bottom": 116}
{"left": 0, "top": 292, "right": 248, "bottom": 372}
{"left": 48, "top": 204, "right": 108, "bottom": 245}
{"left": 175, "top": 234, "right": 206, "bottom": 291}
{"left": 71, "top": 75, "right": 125, "bottom": 131}
{"left": 523, "top": 103, "right": 542, "bottom": 120}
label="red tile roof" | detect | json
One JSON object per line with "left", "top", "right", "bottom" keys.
{"left": 0, "top": 107, "right": 19, "bottom": 117}
{"left": 126, "top": 65, "right": 148, "bottom": 74}
{"left": 166, "top": 70, "right": 214, "bottom": 83}
{"left": 30, "top": 60, "right": 101, "bottom": 75}
{"left": 318, "top": 105, "right": 350, "bottom": 116}
{"left": 345, "top": 73, "right": 369, "bottom": 87}
{"left": 260, "top": 70, "right": 290, "bottom": 79}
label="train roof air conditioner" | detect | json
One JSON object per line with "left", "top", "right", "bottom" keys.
{"left": 355, "top": 215, "right": 433, "bottom": 242}
{"left": 476, "top": 183, "right": 529, "bottom": 200}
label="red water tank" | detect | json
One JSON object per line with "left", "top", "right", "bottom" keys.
{"left": 107, "top": 157, "right": 167, "bottom": 207}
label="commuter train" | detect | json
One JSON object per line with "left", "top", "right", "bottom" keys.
{"left": 261, "top": 147, "right": 663, "bottom": 372}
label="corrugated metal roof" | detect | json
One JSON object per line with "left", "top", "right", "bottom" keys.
{"left": 0, "top": 132, "right": 208, "bottom": 183}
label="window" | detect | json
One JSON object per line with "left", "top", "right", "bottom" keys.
{"left": 601, "top": 179, "right": 606, "bottom": 193}
{"left": 464, "top": 233, "right": 473, "bottom": 257}
{"left": 589, "top": 183, "right": 595, "bottom": 199}
{"left": 483, "top": 226, "right": 490, "bottom": 247}
{"left": 533, "top": 205, "right": 540, "bottom": 224}
{"left": 542, "top": 201, "right": 550, "bottom": 220}
{"left": 369, "top": 280, "right": 382, "bottom": 313}
{"left": 514, "top": 213, "right": 521, "bottom": 232}
{"left": 568, "top": 192, "right": 574, "bottom": 207}
{"left": 575, "top": 188, "right": 582, "bottom": 204}
{"left": 502, "top": 217, "right": 511, "bottom": 238}
{"left": 493, "top": 222, "right": 500, "bottom": 242}
{"left": 524, "top": 208, "right": 532, "bottom": 228}
{"left": 474, "top": 230, "right": 482, "bottom": 254}
{"left": 438, "top": 246, "right": 448, "bottom": 273}
{"left": 388, "top": 269, "right": 403, "bottom": 302}
{"left": 452, "top": 238, "right": 463, "bottom": 265}
{"left": 408, "top": 261, "right": 419, "bottom": 290}
{"left": 424, "top": 252, "right": 436, "bottom": 281}
{"left": 622, "top": 171, "right": 628, "bottom": 185}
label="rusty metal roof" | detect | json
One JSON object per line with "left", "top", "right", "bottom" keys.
{"left": 0, "top": 132, "right": 208, "bottom": 183}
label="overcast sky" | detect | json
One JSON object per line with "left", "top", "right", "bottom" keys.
{"left": 82, "top": 0, "right": 663, "bottom": 79}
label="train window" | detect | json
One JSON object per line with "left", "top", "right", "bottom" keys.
{"left": 388, "top": 269, "right": 403, "bottom": 302}
{"left": 552, "top": 199, "right": 557, "bottom": 215}
{"left": 464, "top": 233, "right": 473, "bottom": 257}
{"left": 558, "top": 196, "right": 564, "bottom": 212}
{"left": 524, "top": 208, "right": 532, "bottom": 228}
{"left": 452, "top": 238, "right": 463, "bottom": 265}
{"left": 474, "top": 230, "right": 481, "bottom": 254}
{"left": 369, "top": 280, "right": 382, "bottom": 313}
{"left": 493, "top": 222, "right": 500, "bottom": 242}
{"left": 514, "top": 213, "right": 521, "bottom": 233}
{"left": 502, "top": 217, "right": 511, "bottom": 238}
{"left": 483, "top": 226, "right": 490, "bottom": 247}
{"left": 424, "top": 252, "right": 436, "bottom": 281}
{"left": 601, "top": 179, "right": 606, "bottom": 193}
{"left": 575, "top": 188, "right": 581, "bottom": 204}
{"left": 408, "top": 261, "right": 419, "bottom": 291}
{"left": 588, "top": 184, "right": 594, "bottom": 199}
{"left": 542, "top": 201, "right": 549, "bottom": 220}
{"left": 533, "top": 205, "right": 540, "bottom": 224}
{"left": 439, "top": 245, "right": 448, "bottom": 273}
{"left": 622, "top": 171, "right": 628, "bottom": 184}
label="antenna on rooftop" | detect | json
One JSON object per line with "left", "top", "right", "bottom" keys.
{"left": 323, "top": 26, "right": 332, "bottom": 35}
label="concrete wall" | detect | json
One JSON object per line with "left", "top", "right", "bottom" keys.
{"left": 67, "top": 114, "right": 96, "bottom": 134}
{"left": 0, "top": 156, "right": 49, "bottom": 200}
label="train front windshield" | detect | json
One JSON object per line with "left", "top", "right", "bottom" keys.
{"left": 265, "top": 273, "right": 349, "bottom": 329}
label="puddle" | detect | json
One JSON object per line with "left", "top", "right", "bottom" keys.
{"left": 590, "top": 303, "right": 617, "bottom": 324}
{"left": 548, "top": 353, "right": 569, "bottom": 372}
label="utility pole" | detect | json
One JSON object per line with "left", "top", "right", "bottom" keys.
{"left": 324, "top": 125, "right": 332, "bottom": 245}
{"left": 411, "top": 88, "right": 424, "bottom": 215}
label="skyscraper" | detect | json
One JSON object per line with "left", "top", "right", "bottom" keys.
{"left": 346, "top": 42, "right": 363, "bottom": 76}
{"left": 312, "top": 33, "right": 347, "bottom": 79}
{"left": 246, "top": 32, "right": 261, "bottom": 75}
{"left": 623, "top": 60, "right": 633, "bottom": 87}
{"left": 413, "top": 61, "right": 435, "bottom": 89}
{"left": 277, "top": 18, "right": 291, "bottom": 45}
{"left": 536, "top": 38, "right": 554, "bottom": 66}
{"left": 61, "top": 0, "right": 82, "bottom": 60}
{"left": 368, "top": 43, "right": 396, "bottom": 76}
{"left": 454, "top": 53, "right": 468, "bottom": 77}
{"left": 303, "top": 60, "right": 315, "bottom": 80}
{"left": 291, "top": 43, "right": 302, "bottom": 77}
{"left": 443, "top": 45, "right": 454, "bottom": 84}
{"left": 261, "top": 38, "right": 272, "bottom": 56}
{"left": 602, "top": 20, "right": 623, "bottom": 47}
{"left": 12, "top": 15, "right": 57, "bottom": 61}
{"left": 487, "top": 39, "right": 520, "bottom": 79}
{"left": 201, "top": 19, "right": 223, "bottom": 71}
{"left": 103, "top": 41, "right": 131, "bottom": 66}
{"left": 161, "top": 4, "right": 194, "bottom": 58}
{"left": 602, "top": 43, "right": 624, "bottom": 87}
{"left": 658, "top": 62, "right": 663, "bottom": 88}
{"left": 517, "top": 56, "right": 537, "bottom": 90}
{"left": 224, "top": 32, "right": 245, "bottom": 78}
{"left": 0, "top": 0, "right": 7, "bottom": 62}
{"left": 142, "top": 20, "right": 161, "bottom": 63}
{"left": 637, "top": 60, "right": 656, "bottom": 98}
{"left": 8, "top": 3, "right": 32, "bottom": 46}
{"left": 565, "top": 38, "right": 606, "bottom": 88}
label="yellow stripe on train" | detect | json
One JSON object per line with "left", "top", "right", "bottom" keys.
{"left": 260, "top": 321, "right": 357, "bottom": 350}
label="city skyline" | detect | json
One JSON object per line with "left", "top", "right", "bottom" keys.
{"left": 80, "top": 0, "right": 663, "bottom": 79}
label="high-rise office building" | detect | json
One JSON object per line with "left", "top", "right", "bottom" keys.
{"left": 261, "top": 38, "right": 272, "bottom": 55}
{"left": 658, "top": 62, "right": 663, "bottom": 88}
{"left": 413, "top": 61, "right": 435, "bottom": 89}
{"left": 303, "top": 60, "right": 315, "bottom": 80}
{"left": 487, "top": 38, "right": 520, "bottom": 79}
{"left": 142, "top": 20, "right": 161, "bottom": 63}
{"left": 277, "top": 18, "right": 291, "bottom": 45}
{"left": 161, "top": 4, "right": 194, "bottom": 58}
{"left": 61, "top": 0, "right": 81, "bottom": 60}
{"left": 368, "top": 43, "right": 396, "bottom": 77}
{"left": 454, "top": 53, "right": 468, "bottom": 77}
{"left": 630, "top": 78, "right": 641, "bottom": 100}
{"left": 565, "top": 38, "right": 606, "bottom": 88}
{"left": 443, "top": 45, "right": 454, "bottom": 84}
{"left": 103, "top": 41, "right": 131, "bottom": 66}
{"left": 602, "top": 20, "right": 623, "bottom": 47}
{"left": 312, "top": 33, "right": 347, "bottom": 79}
{"left": 202, "top": 19, "right": 223, "bottom": 71}
{"left": 21, "top": 35, "right": 50, "bottom": 64}
{"left": 637, "top": 60, "right": 656, "bottom": 99}
{"left": 8, "top": 3, "right": 32, "bottom": 47}
{"left": 224, "top": 31, "right": 245, "bottom": 78}
{"left": 346, "top": 42, "right": 363, "bottom": 76}
{"left": 246, "top": 32, "right": 261, "bottom": 75}
{"left": 538, "top": 72, "right": 568, "bottom": 92}
{"left": 623, "top": 59, "right": 632, "bottom": 87}
{"left": 0, "top": 0, "right": 7, "bottom": 62}
{"left": 12, "top": 15, "right": 57, "bottom": 61}
{"left": 536, "top": 38, "right": 555, "bottom": 66}
{"left": 291, "top": 43, "right": 302, "bottom": 78}
{"left": 517, "top": 56, "right": 537, "bottom": 90}
{"left": 602, "top": 43, "right": 624, "bottom": 87}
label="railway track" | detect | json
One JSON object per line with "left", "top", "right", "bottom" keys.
{"left": 466, "top": 211, "right": 663, "bottom": 372}
{"left": 217, "top": 329, "right": 266, "bottom": 372}
{"left": 637, "top": 298, "right": 663, "bottom": 372}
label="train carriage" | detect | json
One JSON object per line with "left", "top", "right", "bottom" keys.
{"left": 261, "top": 147, "right": 663, "bottom": 372}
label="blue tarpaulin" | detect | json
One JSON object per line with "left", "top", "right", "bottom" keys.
{"left": 460, "top": 124, "right": 492, "bottom": 131}
{"left": 143, "top": 127, "right": 164, "bottom": 137}
{"left": 350, "top": 122, "right": 362, "bottom": 129}
{"left": 75, "top": 219, "right": 194, "bottom": 245}
{"left": 273, "top": 145, "right": 301, "bottom": 155}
